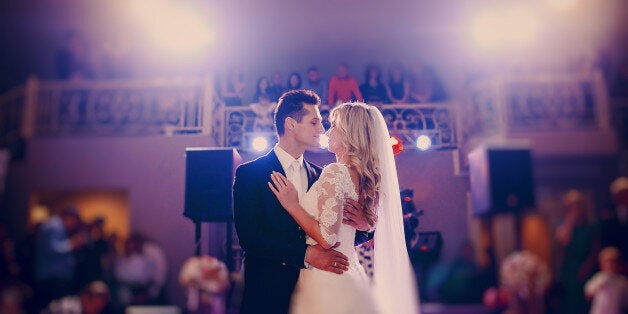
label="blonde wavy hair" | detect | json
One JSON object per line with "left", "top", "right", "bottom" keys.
{"left": 329, "top": 102, "right": 381, "bottom": 226}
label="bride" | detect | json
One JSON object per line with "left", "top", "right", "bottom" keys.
{"left": 269, "top": 102, "right": 419, "bottom": 314}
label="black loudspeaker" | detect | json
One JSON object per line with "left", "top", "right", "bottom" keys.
{"left": 184, "top": 147, "right": 241, "bottom": 222}
{"left": 469, "top": 146, "right": 535, "bottom": 216}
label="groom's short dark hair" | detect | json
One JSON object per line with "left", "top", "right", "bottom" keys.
{"left": 274, "top": 89, "right": 321, "bottom": 136}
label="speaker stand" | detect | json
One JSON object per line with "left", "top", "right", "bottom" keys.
{"left": 193, "top": 220, "right": 235, "bottom": 272}
{"left": 195, "top": 221, "right": 202, "bottom": 256}
{"left": 226, "top": 221, "right": 233, "bottom": 271}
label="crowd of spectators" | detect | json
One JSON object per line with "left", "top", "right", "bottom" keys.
{"left": 210, "top": 61, "right": 449, "bottom": 133}
{"left": 212, "top": 61, "right": 449, "bottom": 111}
{"left": 0, "top": 206, "right": 167, "bottom": 314}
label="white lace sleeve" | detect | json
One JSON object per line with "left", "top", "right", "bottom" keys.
{"left": 316, "top": 163, "right": 351, "bottom": 246}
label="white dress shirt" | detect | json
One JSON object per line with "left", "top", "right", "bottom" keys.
{"left": 274, "top": 145, "right": 307, "bottom": 200}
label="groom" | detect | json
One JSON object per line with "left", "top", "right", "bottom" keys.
{"left": 233, "top": 89, "right": 372, "bottom": 314}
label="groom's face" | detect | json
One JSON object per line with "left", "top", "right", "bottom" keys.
{"left": 292, "top": 104, "right": 324, "bottom": 149}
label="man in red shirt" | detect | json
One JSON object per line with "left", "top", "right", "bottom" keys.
{"left": 327, "top": 63, "right": 363, "bottom": 109}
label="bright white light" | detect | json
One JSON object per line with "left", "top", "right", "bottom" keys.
{"left": 319, "top": 134, "right": 329, "bottom": 149}
{"left": 252, "top": 136, "right": 269, "bottom": 152}
{"left": 548, "top": 0, "right": 578, "bottom": 11}
{"left": 416, "top": 135, "right": 432, "bottom": 151}
{"left": 390, "top": 136, "right": 400, "bottom": 146}
{"left": 469, "top": 6, "right": 540, "bottom": 52}
{"left": 128, "top": 0, "right": 213, "bottom": 57}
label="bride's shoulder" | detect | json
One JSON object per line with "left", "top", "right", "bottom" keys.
{"left": 321, "top": 163, "right": 351, "bottom": 176}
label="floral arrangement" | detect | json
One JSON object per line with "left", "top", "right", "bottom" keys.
{"left": 483, "top": 251, "right": 551, "bottom": 313}
{"left": 179, "top": 255, "right": 230, "bottom": 313}
{"left": 499, "top": 250, "right": 551, "bottom": 299}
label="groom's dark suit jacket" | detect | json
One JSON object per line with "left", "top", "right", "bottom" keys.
{"left": 233, "top": 150, "right": 321, "bottom": 314}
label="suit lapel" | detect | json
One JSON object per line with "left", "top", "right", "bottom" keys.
{"left": 264, "top": 150, "right": 285, "bottom": 176}
{"left": 304, "top": 161, "right": 319, "bottom": 191}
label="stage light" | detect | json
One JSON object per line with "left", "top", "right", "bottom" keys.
{"left": 319, "top": 134, "right": 329, "bottom": 149}
{"left": 251, "top": 136, "right": 269, "bottom": 152}
{"left": 416, "top": 135, "right": 432, "bottom": 151}
{"left": 548, "top": 0, "right": 578, "bottom": 11}
{"left": 128, "top": 0, "right": 213, "bottom": 57}
{"left": 390, "top": 136, "right": 403, "bottom": 155}
{"left": 469, "top": 6, "right": 539, "bottom": 52}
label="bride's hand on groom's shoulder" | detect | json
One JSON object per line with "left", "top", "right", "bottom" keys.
{"left": 268, "top": 171, "right": 299, "bottom": 212}
{"left": 305, "top": 243, "right": 349, "bottom": 274}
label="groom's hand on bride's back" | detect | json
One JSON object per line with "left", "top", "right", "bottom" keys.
{"left": 305, "top": 243, "right": 349, "bottom": 274}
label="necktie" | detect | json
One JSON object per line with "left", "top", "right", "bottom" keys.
{"left": 290, "top": 161, "right": 303, "bottom": 200}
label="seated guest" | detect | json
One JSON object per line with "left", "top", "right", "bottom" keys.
{"left": 286, "top": 72, "right": 302, "bottom": 90}
{"left": 268, "top": 72, "right": 285, "bottom": 102}
{"left": 386, "top": 62, "right": 411, "bottom": 104}
{"left": 303, "top": 66, "right": 328, "bottom": 104}
{"left": 252, "top": 76, "right": 272, "bottom": 104}
{"left": 359, "top": 63, "right": 389, "bottom": 106}
{"left": 328, "top": 62, "right": 363, "bottom": 109}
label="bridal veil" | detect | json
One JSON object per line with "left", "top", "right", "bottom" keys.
{"left": 369, "top": 106, "right": 420, "bottom": 314}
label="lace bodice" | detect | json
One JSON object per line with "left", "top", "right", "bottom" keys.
{"left": 301, "top": 163, "right": 358, "bottom": 253}
{"left": 292, "top": 163, "right": 376, "bottom": 314}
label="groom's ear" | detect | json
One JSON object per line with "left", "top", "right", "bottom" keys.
{"left": 285, "top": 117, "right": 296, "bottom": 131}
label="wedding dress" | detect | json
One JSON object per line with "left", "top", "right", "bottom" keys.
{"left": 290, "top": 106, "right": 419, "bottom": 314}
{"left": 290, "top": 162, "right": 378, "bottom": 314}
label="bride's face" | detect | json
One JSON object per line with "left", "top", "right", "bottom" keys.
{"left": 326, "top": 121, "right": 347, "bottom": 157}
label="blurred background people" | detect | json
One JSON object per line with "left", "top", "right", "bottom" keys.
{"left": 34, "top": 206, "right": 88, "bottom": 311}
{"left": 359, "top": 63, "right": 389, "bottom": 107}
{"left": 386, "top": 62, "right": 410, "bottom": 104}
{"left": 554, "top": 190, "right": 600, "bottom": 314}
{"left": 303, "top": 66, "right": 327, "bottom": 104}
{"left": 584, "top": 247, "right": 628, "bottom": 314}
{"left": 113, "top": 233, "right": 167, "bottom": 309}
{"left": 268, "top": 71, "right": 285, "bottom": 102}
{"left": 436, "top": 241, "right": 487, "bottom": 304}
{"left": 286, "top": 71, "right": 302, "bottom": 90}
{"left": 251, "top": 76, "right": 272, "bottom": 104}
{"left": 1, "top": 285, "right": 30, "bottom": 314}
{"left": 43, "top": 280, "right": 112, "bottom": 314}
{"left": 74, "top": 217, "right": 113, "bottom": 291}
{"left": 603, "top": 177, "right": 628, "bottom": 272}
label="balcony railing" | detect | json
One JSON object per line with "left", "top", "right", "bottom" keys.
{"left": 1, "top": 76, "right": 215, "bottom": 139}
{"left": 0, "top": 77, "right": 458, "bottom": 152}
{"left": 217, "top": 103, "right": 458, "bottom": 151}
{"left": 1, "top": 71, "right": 614, "bottom": 157}
{"left": 460, "top": 70, "right": 610, "bottom": 140}
{"left": 457, "top": 69, "right": 615, "bottom": 168}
